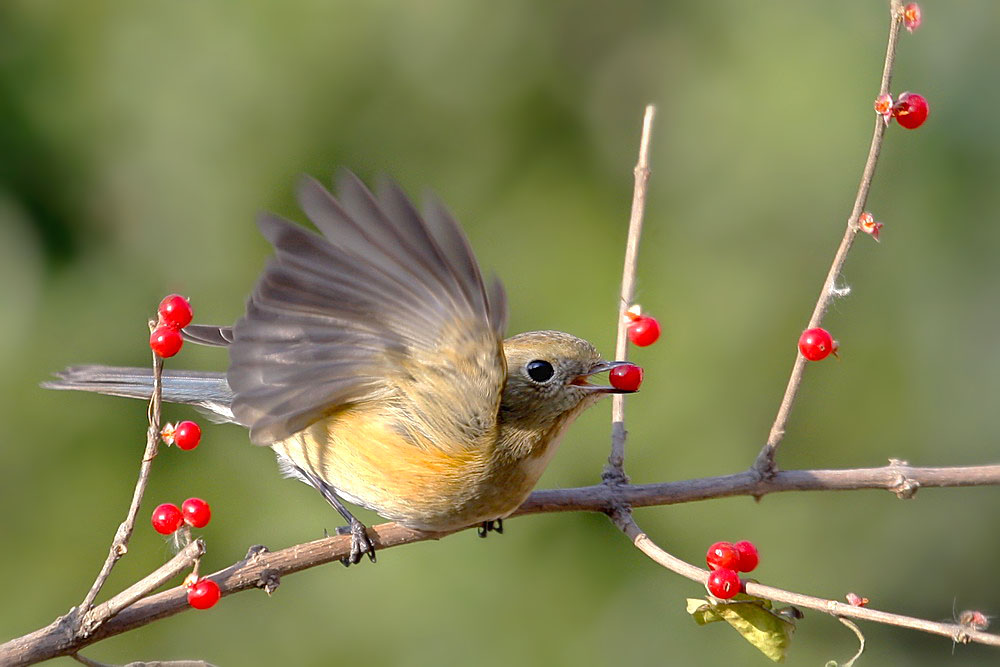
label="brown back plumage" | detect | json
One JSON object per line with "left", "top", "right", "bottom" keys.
{"left": 227, "top": 170, "right": 508, "bottom": 447}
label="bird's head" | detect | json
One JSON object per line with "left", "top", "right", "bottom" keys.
{"left": 499, "top": 330, "right": 637, "bottom": 430}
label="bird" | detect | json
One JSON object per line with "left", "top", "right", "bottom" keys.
{"left": 44, "top": 170, "right": 639, "bottom": 564}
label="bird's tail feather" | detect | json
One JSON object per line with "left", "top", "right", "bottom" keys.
{"left": 42, "top": 365, "right": 238, "bottom": 423}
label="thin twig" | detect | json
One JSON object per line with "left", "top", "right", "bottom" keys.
{"left": 77, "top": 349, "right": 164, "bottom": 620}
{"left": 73, "top": 652, "right": 214, "bottom": 667}
{"left": 838, "top": 617, "right": 866, "bottom": 667}
{"left": 615, "top": 514, "right": 1000, "bottom": 648}
{"left": 79, "top": 539, "right": 205, "bottom": 637}
{"left": 754, "top": 0, "right": 905, "bottom": 477}
{"left": 603, "top": 103, "right": 656, "bottom": 485}
{"left": 3, "top": 460, "right": 998, "bottom": 664}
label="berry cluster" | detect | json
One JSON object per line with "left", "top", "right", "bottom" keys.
{"left": 149, "top": 294, "right": 193, "bottom": 358}
{"left": 705, "top": 540, "right": 759, "bottom": 599}
{"left": 150, "top": 498, "right": 213, "bottom": 534}
{"left": 145, "top": 295, "right": 221, "bottom": 610}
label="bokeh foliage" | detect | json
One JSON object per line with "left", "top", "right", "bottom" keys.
{"left": 1, "top": 1, "right": 999, "bottom": 665}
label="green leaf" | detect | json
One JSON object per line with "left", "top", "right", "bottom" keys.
{"left": 686, "top": 595, "right": 797, "bottom": 662}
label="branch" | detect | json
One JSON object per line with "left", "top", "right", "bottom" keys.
{"left": 78, "top": 539, "right": 205, "bottom": 637}
{"left": 77, "top": 350, "right": 165, "bottom": 624}
{"left": 3, "top": 460, "right": 998, "bottom": 664}
{"left": 603, "top": 103, "right": 656, "bottom": 485}
{"left": 755, "top": 0, "right": 905, "bottom": 476}
{"left": 615, "top": 513, "right": 1000, "bottom": 648}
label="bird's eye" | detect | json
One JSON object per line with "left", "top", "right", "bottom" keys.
{"left": 525, "top": 360, "right": 555, "bottom": 383}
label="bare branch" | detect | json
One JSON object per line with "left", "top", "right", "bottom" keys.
{"left": 78, "top": 350, "right": 165, "bottom": 619}
{"left": 522, "top": 462, "right": 1000, "bottom": 514}
{"left": 755, "top": 0, "right": 906, "bottom": 476}
{"left": 79, "top": 539, "right": 205, "bottom": 637}
{"left": 603, "top": 103, "right": 656, "bottom": 485}
{"left": 615, "top": 513, "right": 1000, "bottom": 648}
{"left": 3, "top": 459, "right": 998, "bottom": 664}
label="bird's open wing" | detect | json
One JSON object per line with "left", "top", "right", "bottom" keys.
{"left": 229, "top": 170, "right": 508, "bottom": 447}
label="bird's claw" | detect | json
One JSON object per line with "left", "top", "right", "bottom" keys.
{"left": 478, "top": 519, "right": 503, "bottom": 538}
{"left": 337, "top": 518, "right": 376, "bottom": 566}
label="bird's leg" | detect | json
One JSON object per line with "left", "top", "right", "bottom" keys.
{"left": 478, "top": 519, "right": 503, "bottom": 537}
{"left": 296, "top": 465, "right": 376, "bottom": 566}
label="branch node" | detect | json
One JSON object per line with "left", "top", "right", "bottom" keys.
{"left": 886, "top": 459, "right": 920, "bottom": 498}
{"left": 258, "top": 569, "right": 281, "bottom": 596}
{"left": 601, "top": 465, "right": 630, "bottom": 487}
{"left": 751, "top": 446, "right": 779, "bottom": 481}
{"left": 890, "top": 476, "right": 920, "bottom": 499}
{"left": 245, "top": 544, "right": 270, "bottom": 561}
{"left": 605, "top": 503, "right": 633, "bottom": 532}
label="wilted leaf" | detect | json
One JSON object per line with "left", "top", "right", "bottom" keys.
{"left": 686, "top": 595, "right": 796, "bottom": 662}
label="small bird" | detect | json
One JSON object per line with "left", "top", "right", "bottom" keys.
{"left": 45, "top": 170, "right": 638, "bottom": 563}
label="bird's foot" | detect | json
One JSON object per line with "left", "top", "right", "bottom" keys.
{"left": 336, "top": 518, "right": 376, "bottom": 566}
{"left": 478, "top": 519, "right": 503, "bottom": 538}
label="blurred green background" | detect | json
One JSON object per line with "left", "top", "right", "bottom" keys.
{"left": 2, "top": 1, "right": 999, "bottom": 664}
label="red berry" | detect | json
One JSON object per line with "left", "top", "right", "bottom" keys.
{"left": 798, "top": 327, "right": 836, "bottom": 361}
{"left": 902, "top": 3, "right": 921, "bottom": 33}
{"left": 706, "top": 541, "right": 741, "bottom": 571}
{"left": 187, "top": 578, "right": 221, "bottom": 610}
{"left": 609, "top": 364, "right": 643, "bottom": 392}
{"left": 733, "top": 540, "right": 759, "bottom": 573}
{"left": 151, "top": 503, "right": 183, "bottom": 535}
{"left": 157, "top": 294, "right": 193, "bottom": 330}
{"left": 150, "top": 326, "right": 183, "bottom": 358}
{"left": 173, "top": 421, "right": 202, "bottom": 451}
{"left": 627, "top": 315, "right": 661, "bottom": 347}
{"left": 892, "top": 92, "right": 928, "bottom": 130}
{"left": 181, "top": 497, "right": 212, "bottom": 528}
{"left": 706, "top": 568, "right": 741, "bottom": 599}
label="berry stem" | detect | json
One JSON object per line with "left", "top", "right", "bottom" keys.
{"left": 76, "top": 340, "right": 166, "bottom": 632}
{"left": 612, "top": 511, "right": 1000, "bottom": 650}
{"left": 603, "top": 103, "right": 657, "bottom": 486}
{"left": 755, "top": 0, "right": 905, "bottom": 477}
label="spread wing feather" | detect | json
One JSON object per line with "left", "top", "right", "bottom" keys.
{"left": 229, "top": 170, "right": 507, "bottom": 447}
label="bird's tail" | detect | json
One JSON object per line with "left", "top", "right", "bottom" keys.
{"left": 42, "top": 365, "right": 238, "bottom": 423}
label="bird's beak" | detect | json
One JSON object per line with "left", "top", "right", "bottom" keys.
{"left": 570, "top": 360, "right": 639, "bottom": 394}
